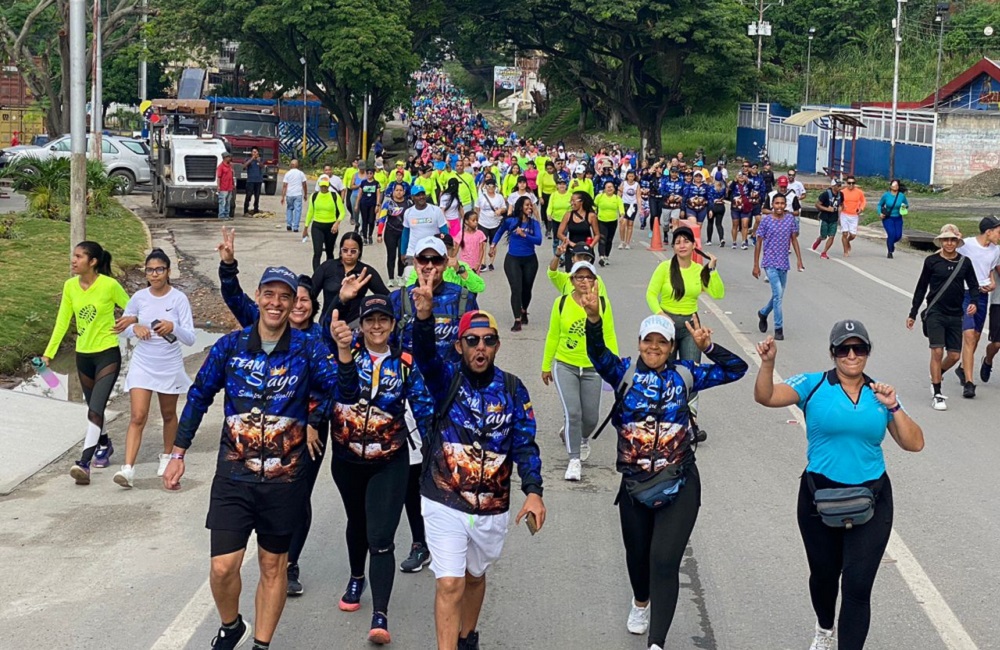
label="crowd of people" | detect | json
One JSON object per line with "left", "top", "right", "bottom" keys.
{"left": 37, "top": 70, "right": 955, "bottom": 650}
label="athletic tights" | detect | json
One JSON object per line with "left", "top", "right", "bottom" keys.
{"left": 359, "top": 203, "right": 377, "bottom": 240}
{"left": 503, "top": 253, "right": 538, "bottom": 320}
{"left": 798, "top": 472, "right": 894, "bottom": 650}
{"left": 598, "top": 221, "right": 618, "bottom": 258}
{"left": 287, "top": 421, "right": 329, "bottom": 566}
{"left": 403, "top": 462, "right": 425, "bottom": 545}
{"left": 705, "top": 211, "right": 725, "bottom": 243}
{"left": 77, "top": 347, "right": 122, "bottom": 463}
{"left": 311, "top": 222, "right": 337, "bottom": 273}
{"left": 618, "top": 464, "right": 701, "bottom": 649}
{"left": 383, "top": 229, "right": 405, "bottom": 280}
{"left": 330, "top": 452, "right": 408, "bottom": 613}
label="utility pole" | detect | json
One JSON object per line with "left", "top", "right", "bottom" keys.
{"left": 889, "top": 0, "right": 906, "bottom": 179}
{"left": 746, "top": 0, "right": 781, "bottom": 104}
{"left": 70, "top": 0, "right": 87, "bottom": 252}
{"left": 300, "top": 57, "right": 308, "bottom": 161}
{"left": 138, "top": 0, "right": 148, "bottom": 102}
{"left": 933, "top": 4, "right": 950, "bottom": 112}
{"left": 805, "top": 27, "right": 816, "bottom": 105}
{"left": 362, "top": 92, "right": 370, "bottom": 161}
{"left": 91, "top": 0, "right": 103, "bottom": 161}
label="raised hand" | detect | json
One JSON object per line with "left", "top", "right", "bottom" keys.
{"left": 412, "top": 272, "right": 434, "bottom": 319}
{"left": 580, "top": 283, "right": 601, "bottom": 322}
{"left": 329, "top": 309, "right": 354, "bottom": 350}
{"left": 217, "top": 226, "right": 236, "bottom": 264}
{"left": 756, "top": 336, "right": 777, "bottom": 363}
{"left": 684, "top": 313, "right": 713, "bottom": 351}
{"left": 870, "top": 382, "right": 898, "bottom": 408}
{"left": 339, "top": 268, "right": 372, "bottom": 301}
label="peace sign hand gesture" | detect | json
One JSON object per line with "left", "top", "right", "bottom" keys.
{"left": 580, "top": 283, "right": 601, "bottom": 323}
{"left": 339, "top": 267, "right": 372, "bottom": 302}
{"left": 412, "top": 272, "right": 435, "bottom": 320}
{"left": 684, "top": 313, "right": 713, "bottom": 351}
{"left": 217, "top": 226, "right": 236, "bottom": 264}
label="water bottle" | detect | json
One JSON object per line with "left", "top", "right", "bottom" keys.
{"left": 31, "top": 357, "right": 60, "bottom": 389}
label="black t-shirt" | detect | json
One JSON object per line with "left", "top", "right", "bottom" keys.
{"left": 816, "top": 189, "right": 841, "bottom": 223}
{"left": 359, "top": 179, "right": 380, "bottom": 207}
{"left": 909, "top": 253, "right": 981, "bottom": 319}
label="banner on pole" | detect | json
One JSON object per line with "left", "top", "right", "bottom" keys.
{"left": 494, "top": 66, "right": 523, "bottom": 91}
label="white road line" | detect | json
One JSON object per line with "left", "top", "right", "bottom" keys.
{"left": 641, "top": 240, "right": 977, "bottom": 649}
{"left": 150, "top": 537, "right": 259, "bottom": 650}
{"left": 805, "top": 247, "right": 913, "bottom": 298}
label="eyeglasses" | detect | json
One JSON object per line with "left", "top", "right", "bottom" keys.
{"left": 416, "top": 255, "right": 446, "bottom": 265}
{"left": 572, "top": 275, "right": 596, "bottom": 282}
{"left": 832, "top": 343, "right": 870, "bottom": 358}
{"left": 461, "top": 334, "right": 500, "bottom": 348}
{"left": 145, "top": 266, "right": 168, "bottom": 275}
{"left": 341, "top": 247, "right": 360, "bottom": 255}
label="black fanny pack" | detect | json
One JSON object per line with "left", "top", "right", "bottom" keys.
{"left": 806, "top": 472, "right": 879, "bottom": 529}
{"left": 625, "top": 462, "right": 688, "bottom": 510}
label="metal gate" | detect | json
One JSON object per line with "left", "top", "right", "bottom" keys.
{"left": 0, "top": 108, "right": 45, "bottom": 146}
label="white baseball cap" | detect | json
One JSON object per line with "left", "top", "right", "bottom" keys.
{"left": 569, "top": 261, "right": 598, "bottom": 277}
{"left": 639, "top": 314, "right": 676, "bottom": 341}
{"left": 415, "top": 236, "right": 447, "bottom": 257}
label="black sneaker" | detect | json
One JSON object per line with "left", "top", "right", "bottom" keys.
{"left": 963, "top": 382, "right": 976, "bottom": 399}
{"left": 521, "top": 310, "right": 529, "bottom": 325}
{"left": 286, "top": 226, "right": 292, "bottom": 232}
{"left": 338, "top": 576, "right": 366, "bottom": 611}
{"left": 757, "top": 311, "right": 768, "bottom": 333}
{"left": 955, "top": 365, "right": 966, "bottom": 385}
{"left": 211, "top": 614, "right": 252, "bottom": 649}
{"left": 458, "top": 631, "right": 480, "bottom": 650}
{"left": 287, "top": 563, "right": 303, "bottom": 597}
{"left": 774, "top": 328, "right": 784, "bottom": 341}
{"left": 400, "top": 543, "right": 432, "bottom": 573}
{"left": 981, "top": 359, "right": 993, "bottom": 383}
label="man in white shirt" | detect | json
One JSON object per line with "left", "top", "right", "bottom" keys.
{"left": 281, "top": 159, "right": 308, "bottom": 232}
{"left": 787, "top": 169, "right": 807, "bottom": 201}
{"left": 400, "top": 185, "right": 449, "bottom": 262}
{"left": 954, "top": 215, "right": 1000, "bottom": 398}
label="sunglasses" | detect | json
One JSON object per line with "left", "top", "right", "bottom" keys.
{"left": 145, "top": 266, "right": 168, "bottom": 275}
{"left": 461, "top": 334, "right": 499, "bottom": 348}
{"left": 832, "top": 343, "right": 871, "bottom": 358}
{"left": 846, "top": 181, "right": 856, "bottom": 185}
{"left": 416, "top": 255, "right": 446, "bottom": 265}
{"left": 341, "top": 247, "right": 360, "bottom": 254}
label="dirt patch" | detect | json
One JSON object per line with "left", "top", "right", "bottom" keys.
{"left": 945, "top": 168, "right": 1000, "bottom": 198}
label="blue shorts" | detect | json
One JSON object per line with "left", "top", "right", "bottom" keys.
{"left": 961, "top": 291, "right": 989, "bottom": 332}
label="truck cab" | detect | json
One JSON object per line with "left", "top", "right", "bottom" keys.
{"left": 212, "top": 110, "right": 281, "bottom": 195}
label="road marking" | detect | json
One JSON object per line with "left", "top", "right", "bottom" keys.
{"left": 641, "top": 241, "right": 978, "bottom": 649}
{"left": 805, "top": 247, "right": 913, "bottom": 298}
{"left": 150, "top": 537, "right": 259, "bottom": 650}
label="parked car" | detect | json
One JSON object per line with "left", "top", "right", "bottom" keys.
{"left": 0, "top": 145, "right": 37, "bottom": 169}
{"left": 8, "top": 134, "right": 152, "bottom": 194}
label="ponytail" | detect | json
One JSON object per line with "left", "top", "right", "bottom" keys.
{"left": 76, "top": 240, "right": 113, "bottom": 276}
{"left": 669, "top": 255, "right": 685, "bottom": 302}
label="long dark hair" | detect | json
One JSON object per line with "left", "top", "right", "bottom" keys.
{"left": 459, "top": 210, "right": 477, "bottom": 250}
{"left": 296, "top": 274, "right": 318, "bottom": 324}
{"left": 77, "top": 240, "right": 112, "bottom": 276}
{"left": 441, "top": 178, "right": 461, "bottom": 208}
{"left": 669, "top": 233, "right": 712, "bottom": 301}
{"left": 145, "top": 247, "right": 171, "bottom": 286}
{"left": 339, "top": 231, "right": 364, "bottom": 261}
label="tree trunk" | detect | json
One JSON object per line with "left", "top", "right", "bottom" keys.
{"left": 578, "top": 97, "right": 588, "bottom": 132}
{"left": 607, "top": 108, "right": 621, "bottom": 133}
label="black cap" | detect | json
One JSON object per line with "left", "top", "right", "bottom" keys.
{"left": 672, "top": 226, "right": 695, "bottom": 243}
{"left": 830, "top": 319, "right": 871, "bottom": 347}
{"left": 979, "top": 215, "right": 1000, "bottom": 233}
{"left": 570, "top": 242, "right": 595, "bottom": 261}
{"left": 359, "top": 295, "right": 395, "bottom": 321}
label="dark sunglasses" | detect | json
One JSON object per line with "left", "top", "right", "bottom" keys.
{"left": 846, "top": 181, "right": 856, "bottom": 185}
{"left": 832, "top": 343, "right": 870, "bottom": 358}
{"left": 416, "top": 255, "right": 446, "bottom": 264}
{"left": 461, "top": 334, "right": 499, "bottom": 348}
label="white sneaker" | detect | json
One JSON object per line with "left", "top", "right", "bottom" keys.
{"left": 625, "top": 243, "right": 631, "bottom": 250}
{"left": 157, "top": 453, "right": 171, "bottom": 477}
{"left": 618, "top": 242, "right": 624, "bottom": 250}
{"left": 932, "top": 394, "right": 947, "bottom": 411}
{"left": 580, "top": 439, "right": 592, "bottom": 462}
{"left": 649, "top": 646, "right": 663, "bottom": 650}
{"left": 627, "top": 600, "right": 650, "bottom": 634}
{"left": 564, "top": 458, "right": 582, "bottom": 481}
{"left": 809, "top": 623, "right": 835, "bottom": 650}
{"left": 113, "top": 465, "right": 134, "bottom": 488}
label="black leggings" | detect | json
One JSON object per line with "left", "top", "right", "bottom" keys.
{"left": 798, "top": 472, "right": 894, "bottom": 650}
{"left": 311, "top": 222, "right": 337, "bottom": 273}
{"left": 598, "top": 220, "right": 618, "bottom": 258}
{"left": 618, "top": 464, "right": 701, "bottom": 648}
{"left": 384, "top": 228, "right": 404, "bottom": 280}
{"left": 359, "top": 203, "right": 377, "bottom": 240}
{"left": 540, "top": 192, "right": 552, "bottom": 234}
{"left": 77, "top": 347, "right": 122, "bottom": 463}
{"left": 503, "top": 253, "right": 538, "bottom": 320}
{"left": 287, "top": 421, "right": 329, "bottom": 565}
{"left": 330, "top": 452, "right": 408, "bottom": 614}
{"left": 403, "top": 462, "right": 425, "bottom": 545}
{"left": 705, "top": 210, "right": 725, "bottom": 243}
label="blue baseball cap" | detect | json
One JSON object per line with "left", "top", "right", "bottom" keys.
{"left": 259, "top": 266, "right": 298, "bottom": 292}
{"left": 411, "top": 184, "right": 427, "bottom": 195}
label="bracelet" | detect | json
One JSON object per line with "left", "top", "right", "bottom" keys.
{"left": 170, "top": 453, "right": 186, "bottom": 460}
{"left": 888, "top": 403, "right": 902, "bottom": 413}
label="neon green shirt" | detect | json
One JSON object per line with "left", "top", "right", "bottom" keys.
{"left": 538, "top": 169, "right": 557, "bottom": 195}
{"left": 547, "top": 190, "right": 573, "bottom": 225}
{"left": 305, "top": 191, "right": 346, "bottom": 227}
{"left": 45, "top": 275, "right": 130, "bottom": 358}
{"left": 406, "top": 262, "right": 485, "bottom": 294}
{"left": 569, "top": 177, "right": 594, "bottom": 197}
{"left": 645, "top": 260, "right": 725, "bottom": 316}
{"left": 595, "top": 192, "right": 624, "bottom": 222}
{"left": 542, "top": 292, "right": 618, "bottom": 371}
{"left": 458, "top": 173, "right": 478, "bottom": 206}
{"left": 502, "top": 173, "right": 519, "bottom": 198}
{"left": 416, "top": 176, "right": 438, "bottom": 203}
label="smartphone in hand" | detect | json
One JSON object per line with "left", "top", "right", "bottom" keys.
{"left": 151, "top": 319, "right": 178, "bottom": 344}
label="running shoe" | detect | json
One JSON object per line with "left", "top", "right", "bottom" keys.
{"left": 963, "top": 382, "right": 976, "bottom": 399}
{"left": 92, "top": 441, "right": 114, "bottom": 468}
{"left": 618, "top": 242, "right": 624, "bottom": 250}
{"left": 719, "top": 240, "right": 725, "bottom": 247}
{"left": 113, "top": 465, "right": 134, "bottom": 488}
{"left": 511, "top": 321, "right": 522, "bottom": 332}
{"left": 627, "top": 600, "right": 650, "bottom": 634}
{"left": 211, "top": 614, "right": 252, "bottom": 650}
{"left": 757, "top": 311, "right": 768, "bottom": 334}
{"left": 809, "top": 623, "right": 835, "bottom": 650}
{"left": 981, "top": 359, "right": 993, "bottom": 383}
{"left": 625, "top": 243, "right": 631, "bottom": 250}
{"left": 157, "top": 453, "right": 171, "bottom": 477}
{"left": 731, "top": 243, "right": 737, "bottom": 250}
{"left": 774, "top": 328, "right": 785, "bottom": 341}
{"left": 368, "top": 612, "right": 391, "bottom": 645}
{"left": 564, "top": 458, "right": 582, "bottom": 481}
{"left": 479, "top": 265, "right": 487, "bottom": 273}
{"left": 598, "top": 257, "right": 606, "bottom": 267}
{"left": 287, "top": 563, "right": 303, "bottom": 596}
{"left": 811, "top": 238, "right": 821, "bottom": 251}
{"left": 749, "top": 235, "right": 757, "bottom": 246}
{"left": 488, "top": 264, "right": 495, "bottom": 272}
{"left": 458, "top": 631, "right": 480, "bottom": 650}
{"left": 521, "top": 310, "right": 529, "bottom": 325}
{"left": 932, "top": 394, "right": 947, "bottom": 411}
{"left": 741, "top": 242, "right": 748, "bottom": 250}
{"left": 579, "top": 438, "right": 592, "bottom": 462}
{"left": 339, "top": 576, "right": 366, "bottom": 611}
{"left": 70, "top": 460, "right": 91, "bottom": 485}
{"left": 820, "top": 252, "right": 829, "bottom": 259}
{"left": 400, "top": 543, "right": 432, "bottom": 573}
{"left": 955, "top": 365, "right": 965, "bottom": 385}
{"left": 649, "top": 646, "right": 664, "bottom": 650}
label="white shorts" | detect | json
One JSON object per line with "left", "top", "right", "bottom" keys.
{"left": 839, "top": 214, "right": 859, "bottom": 235}
{"left": 422, "top": 497, "right": 509, "bottom": 578}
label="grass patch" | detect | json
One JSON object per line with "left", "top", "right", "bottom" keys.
{"left": 0, "top": 202, "right": 147, "bottom": 374}
{"left": 860, "top": 210, "right": 980, "bottom": 234}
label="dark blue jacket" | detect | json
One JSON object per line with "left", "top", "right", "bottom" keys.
{"left": 219, "top": 260, "right": 325, "bottom": 343}
{"left": 245, "top": 158, "right": 264, "bottom": 183}
{"left": 413, "top": 316, "right": 543, "bottom": 515}
{"left": 390, "top": 281, "right": 478, "bottom": 363}
{"left": 175, "top": 325, "right": 359, "bottom": 482}
{"left": 682, "top": 183, "right": 710, "bottom": 212}
{"left": 659, "top": 177, "right": 686, "bottom": 208}
{"left": 586, "top": 320, "right": 747, "bottom": 479}
{"left": 596, "top": 172, "right": 620, "bottom": 192}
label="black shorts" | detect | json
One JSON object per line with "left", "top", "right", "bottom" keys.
{"left": 923, "top": 309, "right": 962, "bottom": 352}
{"left": 990, "top": 304, "right": 1000, "bottom": 343}
{"left": 206, "top": 476, "right": 309, "bottom": 553}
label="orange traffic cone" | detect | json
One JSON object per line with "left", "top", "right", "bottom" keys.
{"left": 650, "top": 217, "right": 663, "bottom": 252}
{"left": 691, "top": 223, "right": 704, "bottom": 264}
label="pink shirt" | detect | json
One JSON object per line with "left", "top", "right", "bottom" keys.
{"left": 525, "top": 169, "right": 539, "bottom": 191}
{"left": 458, "top": 229, "right": 486, "bottom": 268}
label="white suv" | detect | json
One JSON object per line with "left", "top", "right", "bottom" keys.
{"left": 10, "top": 134, "right": 152, "bottom": 194}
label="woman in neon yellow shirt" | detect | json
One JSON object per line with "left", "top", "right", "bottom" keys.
{"left": 541, "top": 261, "right": 618, "bottom": 481}
{"left": 594, "top": 180, "right": 625, "bottom": 267}
{"left": 42, "top": 241, "right": 131, "bottom": 485}
{"left": 537, "top": 160, "right": 558, "bottom": 239}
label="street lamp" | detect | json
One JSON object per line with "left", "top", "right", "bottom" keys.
{"left": 889, "top": 0, "right": 906, "bottom": 180}
{"left": 805, "top": 27, "right": 816, "bottom": 105}
{"left": 933, "top": 5, "right": 950, "bottom": 112}
{"left": 299, "top": 56, "right": 307, "bottom": 160}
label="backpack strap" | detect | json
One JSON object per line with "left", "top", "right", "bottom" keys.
{"left": 558, "top": 294, "right": 605, "bottom": 315}
{"left": 674, "top": 364, "right": 694, "bottom": 400}
{"left": 398, "top": 288, "right": 413, "bottom": 337}
{"left": 501, "top": 370, "right": 519, "bottom": 401}
{"left": 458, "top": 286, "right": 470, "bottom": 313}
{"left": 591, "top": 362, "right": 635, "bottom": 440}
{"left": 801, "top": 371, "right": 829, "bottom": 418}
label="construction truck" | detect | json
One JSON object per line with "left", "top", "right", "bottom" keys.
{"left": 148, "top": 99, "right": 232, "bottom": 217}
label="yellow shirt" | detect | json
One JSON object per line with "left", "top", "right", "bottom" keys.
{"left": 45, "top": 275, "right": 130, "bottom": 358}
{"left": 547, "top": 190, "right": 573, "bottom": 224}
{"left": 594, "top": 192, "right": 624, "bottom": 222}
{"left": 569, "top": 177, "right": 594, "bottom": 197}
{"left": 645, "top": 259, "right": 725, "bottom": 316}
{"left": 542, "top": 292, "right": 618, "bottom": 371}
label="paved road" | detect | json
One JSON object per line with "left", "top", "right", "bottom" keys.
{"left": 0, "top": 186, "right": 995, "bottom": 650}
